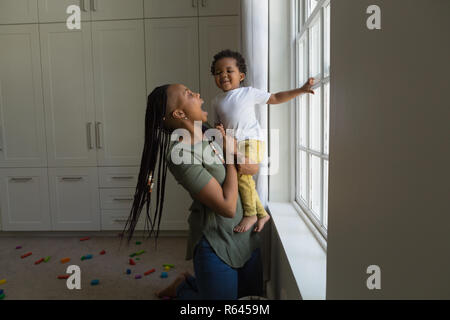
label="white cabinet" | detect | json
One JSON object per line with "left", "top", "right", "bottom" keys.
{"left": 39, "top": 23, "right": 96, "bottom": 167}
{"left": 48, "top": 167, "right": 100, "bottom": 230}
{"left": 92, "top": 20, "right": 146, "bottom": 166}
{"left": 92, "top": 0, "right": 143, "bottom": 20}
{"left": 38, "top": 0, "right": 143, "bottom": 22}
{"left": 145, "top": 18, "right": 200, "bottom": 93}
{"left": 144, "top": 0, "right": 198, "bottom": 18}
{"left": 0, "top": 168, "right": 51, "bottom": 231}
{"left": 199, "top": 16, "right": 241, "bottom": 121}
{"left": 38, "top": 0, "right": 91, "bottom": 23}
{"left": 0, "top": 0, "right": 38, "bottom": 24}
{"left": 198, "top": 0, "right": 240, "bottom": 16}
{"left": 0, "top": 24, "right": 47, "bottom": 168}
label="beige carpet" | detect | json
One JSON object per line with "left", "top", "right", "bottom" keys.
{"left": 0, "top": 235, "right": 194, "bottom": 300}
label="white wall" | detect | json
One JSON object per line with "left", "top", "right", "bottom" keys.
{"left": 327, "top": 0, "right": 450, "bottom": 299}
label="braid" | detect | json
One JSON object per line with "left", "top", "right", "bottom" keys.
{"left": 123, "top": 85, "right": 172, "bottom": 244}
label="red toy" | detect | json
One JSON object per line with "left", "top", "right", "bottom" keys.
{"left": 21, "top": 252, "right": 32, "bottom": 259}
{"left": 144, "top": 269, "right": 156, "bottom": 276}
{"left": 129, "top": 258, "right": 136, "bottom": 265}
{"left": 34, "top": 258, "right": 44, "bottom": 265}
{"left": 99, "top": 250, "right": 106, "bottom": 255}
{"left": 79, "top": 237, "right": 90, "bottom": 241}
{"left": 57, "top": 275, "right": 70, "bottom": 279}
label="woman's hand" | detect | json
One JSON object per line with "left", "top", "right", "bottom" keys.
{"left": 215, "top": 123, "right": 237, "bottom": 157}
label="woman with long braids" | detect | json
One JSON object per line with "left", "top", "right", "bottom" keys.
{"left": 124, "top": 84, "right": 263, "bottom": 299}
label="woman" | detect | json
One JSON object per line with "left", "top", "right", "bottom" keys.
{"left": 124, "top": 84, "right": 263, "bottom": 300}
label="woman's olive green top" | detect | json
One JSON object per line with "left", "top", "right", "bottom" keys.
{"left": 166, "top": 138, "right": 260, "bottom": 268}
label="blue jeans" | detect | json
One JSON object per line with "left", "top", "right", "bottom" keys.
{"left": 176, "top": 236, "right": 263, "bottom": 300}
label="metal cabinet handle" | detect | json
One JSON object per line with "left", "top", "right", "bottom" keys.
{"left": 91, "top": 0, "right": 98, "bottom": 11}
{"left": 113, "top": 218, "right": 128, "bottom": 223}
{"left": 192, "top": 0, "right": 197, "bottom": 7}
{"left": 87, "top": 122, "right": 93, "bottom": 149}
{"left": 111, "top": 176, "right": 134, "bottom": 179}
{"left": 113, "top": 197, "right": 133, "bottom": 201}
{"left": 10, "top": 177, "right": 33, "bottom": 182}
{"left": 80, "top": 0, "right": 88, "bottom": 12}
{"left": 62, "top": 177, "right": 83, "bottom": 181}
{"left": 202, "top": 0, "right": 206, "bottom": 7}
{"left": 95, "top": 122, "right": 102, "bottom": 149}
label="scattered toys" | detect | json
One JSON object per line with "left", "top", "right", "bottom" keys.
{"left": 129, "top": 258, "right": 136, "bottom": 265}
{"left": 57, "top": 275, "right": 69, "bottom": 279}
{"left": 34, "top": 258, "right": 45, "bottom": 265}
{"left": 0, "top": 279, "right": 6, "bottom": 285}
{"left": 163, "top": 264, "right": 174, "bottom": 268}
{"left": 90, "top": 279, "right": 99, "bottom": 285}
{"left": 81, "top": 254, "right": 93, "bottom": 261}
{"left": 60, "top": 258, "right": 71, "bottom": 264}
{"left": 44, "top": 256, "right": 51, "bottom": 263}
{"left": 16, "top": 246, "right": 22, "bottom": 249}
{"left": 0, "top": 293, "right": 4, "bottom": 300}
{"left": 135, "top": 275, "right": 142, "bottom": 279}
{"left": 144, "top": 269, "right": 155, "bottom": 276}
{"left": 79, "top": 237, "right": 90, "bottom": 241}
{"left": 135, "top": 250, "right": 145, "bottom": 256}
{"left": 126, "top": 269, "right": 132, "bottom": 275}
{"left": 129, "top": 253, "right": 136, "bottom": 258}
{"left": 99, "top": 250, "right": 106, "bottom": 255}
{"left": 164, "top": 266, "right": 170, "bottom": 271}
{"left": 135, "top": 241, "right": 142, "bottom": 245}
{"left": 160, "top": 272, "right": 168, "bottom": 278}
{"left": 21, "top": 252, "right": 32, "bottom": 259}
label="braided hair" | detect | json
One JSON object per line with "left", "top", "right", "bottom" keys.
{"left": 123, "top": 84, "right": 172, "bottom": 242}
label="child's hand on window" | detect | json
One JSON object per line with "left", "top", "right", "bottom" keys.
{"left": 301, "top": 77, "right": 315, "bottom": 94}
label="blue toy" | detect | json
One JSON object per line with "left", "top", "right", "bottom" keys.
{"left": 90, "top": 279, "right": 99, "bottom": 285}
{"left": 126, "top": 269, "right": 131, "bottom": 275}
{"left": 160, "top": 272, "right": 168, "bottom": 278}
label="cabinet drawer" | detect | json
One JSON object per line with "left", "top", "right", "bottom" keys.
{"left": 98, "top": 167, "right": 139, "bottom": 188}
{"left": 100, "top": 188, "right": 135, "bottom": 210}
{"left": 101, "top": 209, "right": 144, "bottom": 231}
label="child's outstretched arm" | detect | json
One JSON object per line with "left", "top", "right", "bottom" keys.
{"left": 267, "top": 77, "right": 315, "bottom": 105}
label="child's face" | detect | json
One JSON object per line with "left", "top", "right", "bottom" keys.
{"left": 213, "top": 57, "right": 245, "bottom": 92}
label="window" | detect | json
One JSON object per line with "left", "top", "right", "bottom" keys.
{"left": 295, "top": 0, "right": 330, "bottom": 238}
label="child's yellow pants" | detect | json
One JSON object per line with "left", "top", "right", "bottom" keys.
{"left": 237, "top": 139, "right": 269, "bottom": 218}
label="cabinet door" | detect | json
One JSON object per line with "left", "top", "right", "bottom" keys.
{"left": 144, "top": 0, "right": 198, "bottom": 18}
{"left": 0, "top": 0, "right": 38, "bottom": 24}
{"left": 38, "top": 0, "right": 91, "bottom": 23}
{"left": 0, "top": 168, "right": 51, "bottom": 231}
{"left": 40, "top": 23, "right": 97, "bottom": 167}
{"left": 92, "top": 20, "right": 146, "bottom": 166}
{"left": 198, "top": 0, "right": 240, "bottom": 16}
{"left": 91, "top": 0, "right": 143, "bottom": 21}
{"left": 199, "top": 16, "right": 241, "bottom": 121}
{"left": 0, "top": 25, "right": 47, "bottom": 167}
{"left": 48, "top": 167, "right": 100, "bottom": 230}
{"left": 145, "top": 18, "right": 199, "bottom": 94}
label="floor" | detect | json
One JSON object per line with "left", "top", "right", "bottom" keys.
{"left": 0, "top": 235, "right": 194, "bottom": 300}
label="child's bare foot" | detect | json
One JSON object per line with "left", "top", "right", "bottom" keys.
{"left": 155, "top": 271, "right": 191, "bottom": 299}
{"left": 253, "top": 215, "right": 271, "bottom": 232}
{"left": 234, "top": 215, "right": 257, "bottom": 233}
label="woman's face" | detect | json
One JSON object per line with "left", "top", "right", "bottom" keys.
{"left": 167, "top": 84, "right": 208, "bottom": 123}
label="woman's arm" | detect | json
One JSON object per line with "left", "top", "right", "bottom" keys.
{"left": 192, "top": 163, "right": 238, "bottom": 219}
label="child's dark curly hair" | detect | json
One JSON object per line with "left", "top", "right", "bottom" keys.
{"left": 210, "top": 49, "right": 247, "bottom": 76}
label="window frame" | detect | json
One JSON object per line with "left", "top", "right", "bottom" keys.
{"left": 293, "top": 0, "right": 330, "bottom": 240}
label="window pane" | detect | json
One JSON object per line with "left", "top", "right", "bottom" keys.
{"left": 323, "top": 159, "right": 328, "bottom": 229}
{"left": 309, "top": 85, "right": 322, "bottom": 151}
{"left": 299, "top": 94, "right": 307, "bottom": 146}
{"left": 310, "top": 154, "right": 321, "bottom": 219}
{"left": 297, "top": 36, "right": 307, "bottom": 86}
{"left": 299, "top": 151, "right": 308, "bottom": 202}
{"left": 309, "top": 17, "right": 321, "bottom": 78}
{"left": 324, "top": 82, "right": 330, "bottom": 154}
{"left": 324, "top": 3, "right": 330, "bottom": 77}
{"left": 307, "top": 0, "right": 319, "bottom": 19}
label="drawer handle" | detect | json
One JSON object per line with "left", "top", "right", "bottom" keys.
{"left": 111, "top": 176, "right": 134, "bottom": 179}
{"left": 10, "top": 177, "right": 33, "bottom": 182}
{"left": 62, "top": 177, "right": 83, "bottom": 181}
{"left": 192, "top": 0, "right": 197, "bottom": 7}
{"left": 113, "top": 219, "right": 128, "bottom": 223}
{"left": 113, "top": 197, "right": 133, "bottom": 201}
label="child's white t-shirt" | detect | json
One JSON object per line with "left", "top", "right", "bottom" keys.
{"left": 212, "top": 86, "right": 271, "bottom": 142}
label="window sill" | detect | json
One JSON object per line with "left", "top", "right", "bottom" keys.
{"left": 267, "top": 201, "right": 327, "bottom": 300}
